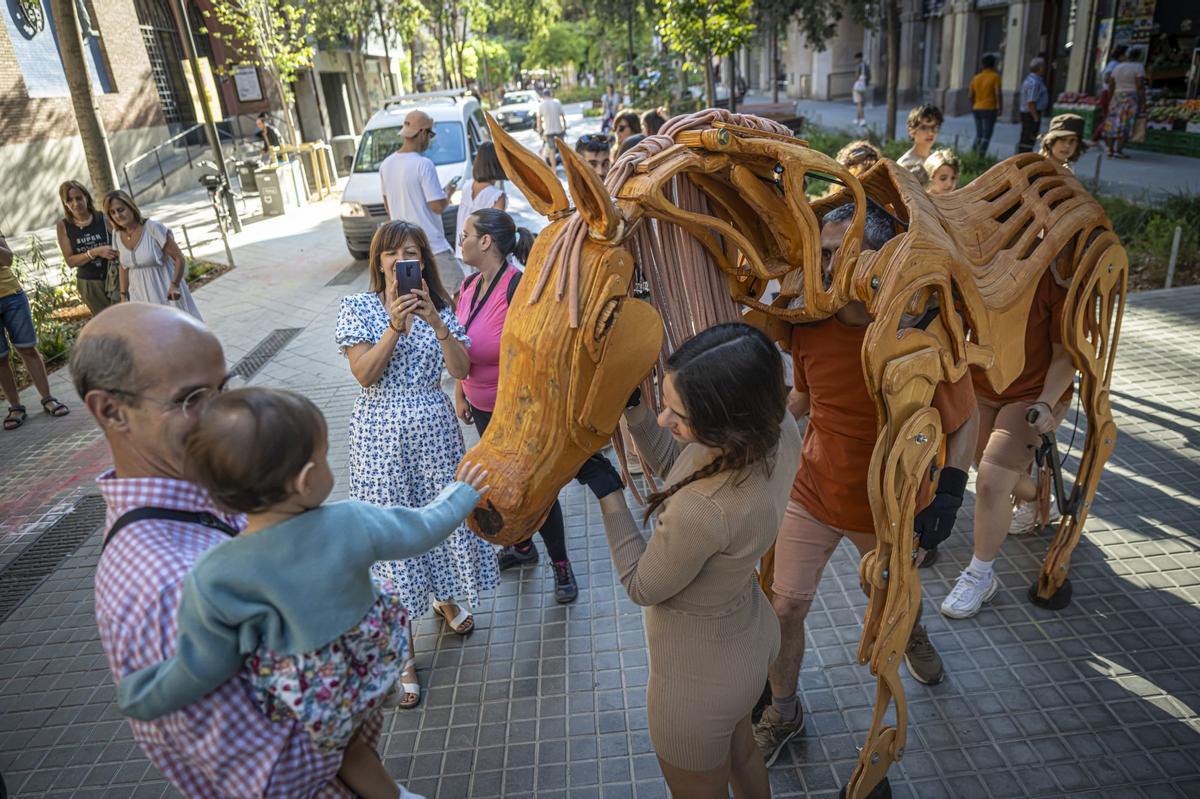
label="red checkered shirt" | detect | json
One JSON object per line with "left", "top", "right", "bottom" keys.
{"left": 94, "top": 470, "right": 381, "bottom": 798}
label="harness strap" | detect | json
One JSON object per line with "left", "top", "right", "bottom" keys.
{"left": 102, "top": 507, "right": 238, "bottom": 553}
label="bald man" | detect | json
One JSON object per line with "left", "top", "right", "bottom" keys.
{"left": 74, "top": 303, "right": 390, "bottom": 798}
{"left": 379, "top": 109, "right": 465, "bottom": 293}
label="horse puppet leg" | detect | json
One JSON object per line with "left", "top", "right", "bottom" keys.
{"left": 1031, "top": 233, "right": 1128, "bottom": 608}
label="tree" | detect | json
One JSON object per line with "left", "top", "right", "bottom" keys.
{"left": 657, "top": 0, "right": 756, "bottom": 107}
{"left": 525, "top": 20, "right": 586, "bottom": 72}
{"left": 49, "top": 0, "right": 118, "bottom": 195}
{"left": 203, "top": 0, "right": 316, "bottom": 144}
{"left": 753, "top": 0, "right": 803, "bottom": 102}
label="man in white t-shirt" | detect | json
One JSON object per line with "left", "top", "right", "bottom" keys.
{"left": 536, "top": 89, "right": 568, "bottom": 167}
{"left": 379, "top": 109, "right": 465, "bottom": 293}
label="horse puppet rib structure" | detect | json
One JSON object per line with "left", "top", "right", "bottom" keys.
{"left": 467, "top": 110, "right": 1127, "bottom": 797}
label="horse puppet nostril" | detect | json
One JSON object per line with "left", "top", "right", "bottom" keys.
{"left": 472, "top": 502, "right": 505, "bottom": 538}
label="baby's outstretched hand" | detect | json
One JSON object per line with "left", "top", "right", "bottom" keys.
{"left": 457, "top": 460, "right": 491, "bottom": 498}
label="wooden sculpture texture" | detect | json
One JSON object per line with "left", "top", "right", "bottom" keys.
{"left": 466, "top": 110, "right": 1126, "bottom": 797}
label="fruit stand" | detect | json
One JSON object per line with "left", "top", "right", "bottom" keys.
{"left": 1134, "top": 98, "right": 1200, "bottom": 157}
{"left": 1053, "top": 94, "right": 1102, "bottom": 138}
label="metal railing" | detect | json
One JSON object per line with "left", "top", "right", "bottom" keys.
{"left": 122, "top": 122, "right": 244, "bottom": 199}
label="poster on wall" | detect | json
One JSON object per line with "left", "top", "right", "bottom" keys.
{"left": 1095, "top": 18, "right": 1115, "bottom": 91}
{"left": 234, "top": 66, "right": 264, "bottom": 102}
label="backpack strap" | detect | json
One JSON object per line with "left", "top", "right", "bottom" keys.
{"left": 506, "top": 270, "right": 522, "bottom": 306}
{"left": 103, "top": 507, "right": 238, "bottom": 553}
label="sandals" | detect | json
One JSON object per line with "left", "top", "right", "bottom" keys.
{"left": 384, "top": 658, "right": 421, "bottom": 709}
{"left": 4, "top": 405, "right": 26, "bottom": 430}
{"left": 433, "top": 600, "right": 474, "bottom": 635}
{"left": 41, "top": 396, "right": 69, "bottom": 417}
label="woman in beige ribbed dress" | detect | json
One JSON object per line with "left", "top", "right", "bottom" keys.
{"left": 597, "top": 323, "right": 801, "bottom": 798}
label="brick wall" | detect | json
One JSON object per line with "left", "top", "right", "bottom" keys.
{"left": 0, "top": 0, "right": 163, "bottom": 145}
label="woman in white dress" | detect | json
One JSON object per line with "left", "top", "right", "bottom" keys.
{"left": 103, "top": 190, "right": 202, "bottom": 320}
{"left": 453, "top": 143, "right": 507, "bottom": 270}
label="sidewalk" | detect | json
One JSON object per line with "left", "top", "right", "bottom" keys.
{"left": 2, "top": 129, "right": 1200, "bottom": 798}
{"left": 746, "top": 92, "right": 1199, "bottom": 200}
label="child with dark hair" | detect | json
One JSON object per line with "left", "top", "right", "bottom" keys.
{"left": 897, "top": 104, "right": 945, "bottom": 187}
{"left": 115, "top": 387, "right": 489, "bottom": 799}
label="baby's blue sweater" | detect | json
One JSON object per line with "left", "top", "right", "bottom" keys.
{"left": 117, "top": 481, "right": 479, "bottom": 720}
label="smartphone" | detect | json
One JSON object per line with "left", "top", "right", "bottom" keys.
{"left": 448, "top": 175, "right": 462, "bottom": 190}
{"left": 393, "top": 259, "right": 423, "bottom": 296}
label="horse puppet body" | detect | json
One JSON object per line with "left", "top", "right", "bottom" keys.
{"left": 466, "top": 109, "right": 1127, "bottom": 797}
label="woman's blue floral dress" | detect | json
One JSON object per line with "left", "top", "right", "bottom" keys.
{"left": 336, "top": 293, "right": 499, "bottom": 618}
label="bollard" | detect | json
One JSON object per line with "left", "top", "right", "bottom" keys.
{"left": 1166, "top": 225, "right": 1182, "bottom": 289}
{"left": 180, "top": 223, "right": 196, "bottom": 261}
{"left": 1092, "top": 150, "right": 1102, "bottom": 191}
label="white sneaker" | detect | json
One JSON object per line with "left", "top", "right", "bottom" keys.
{"left": 1009, "top": 502, "right": 1061, "bottom": 535}
{"left": 940, "top": 569, "right": 999, "bottom": 619}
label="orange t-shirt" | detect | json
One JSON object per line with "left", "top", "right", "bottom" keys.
{"left": 791, "top": 316, "right": 977, "bottom": 534}
{"left": 972, "top": 270, "right": 1068, "bottom": 403}
{"left": 970, "top": 69, "right": 1002, "bottom": 110}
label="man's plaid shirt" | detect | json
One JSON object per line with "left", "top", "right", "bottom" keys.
{"left": 94, "top": 470, "right": 381, "bottom": 798}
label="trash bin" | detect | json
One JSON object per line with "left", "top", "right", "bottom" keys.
{"left": 236, "top": 160, "right": 260, "bottom": 194}
{"left": 331, "top": 134, "right": 360, "bottom": 175}
{"left": 255, "top": 161, "right": 303, "bottom": 217}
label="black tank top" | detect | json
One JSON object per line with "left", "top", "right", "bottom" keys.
{"left": 64, "top": 215, "right": 111, "bottom": 281}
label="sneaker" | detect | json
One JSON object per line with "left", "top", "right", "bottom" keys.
{"left": 753, "top": 704, "right": 805, "bottom": 768}
{"left": 904, "top": 623, "right": 944, "bottom": 685}
{"left": 1009, "top": 502, "right": 1060, "bottom": 535}
{"left": 940, "top": 569, "right": 999, "bottom": 619}
{"left": 552, "top": 560, "right": 579, "bottom": 604}
{"left": 498, "top": 543, "right": 539, "bottom": 571}
{"left": 917, "top": 546, "right": 938, "bottom": 569}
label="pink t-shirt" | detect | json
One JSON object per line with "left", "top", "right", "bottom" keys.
{"left": 455, "top": 266, "right": 520, "bottom": 412}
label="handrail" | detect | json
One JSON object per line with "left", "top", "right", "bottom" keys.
{"left": 122, "top": 123, "right": 240, "bottom": 199}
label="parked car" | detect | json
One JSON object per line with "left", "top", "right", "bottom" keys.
{"left": 340, "top": 90, "right": 490, "bottom": 260}
{"left": 492, "top": 90, "right": 539, "bottom": 131}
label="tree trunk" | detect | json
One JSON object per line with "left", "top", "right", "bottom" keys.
{"left": 347, "top": 41, "right": 369, "bottom": 133}
{"left": 885, "top": 0, "right": 901, "bottom": 141}
{"left": 626, "top": 3, "right": 634, "bottom": 70}
{"left": 48, "top": 0, "right": 118, "bottom": 195}
{"left": 454, "top": 7, "right": 469, "bottom": 89}
{"left": 771, "top": 17, "right": 780, "bottom": 104}
{"left": 435, "top": 9, "right": 450, "bottom": 88}
{"left": 728, "top": 53, "right": 737, "bottom": 113}
{"left": 704, "top": 55, "right": 716, "bottom": 108}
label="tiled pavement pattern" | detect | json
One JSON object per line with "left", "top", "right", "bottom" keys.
{"left": 3, "top": 183, "right": 1200, "bottom": 796}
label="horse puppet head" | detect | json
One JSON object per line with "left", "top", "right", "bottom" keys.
{"left": 463, "top": 116, "right": 663, "bottom": 544}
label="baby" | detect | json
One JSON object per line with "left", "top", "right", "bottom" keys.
{"left": 116, "top": 387, "right": 488, "bottom": 799}
{"left": 924, "top": 149, "right": 961, "bottom": 195}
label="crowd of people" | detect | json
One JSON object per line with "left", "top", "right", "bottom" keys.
{"left": 0, "top": 84, "right": 1082, "bottom": 799}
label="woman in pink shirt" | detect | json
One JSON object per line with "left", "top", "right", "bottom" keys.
{"left": 454, "top": 209, "right": 622, "bottom": 603}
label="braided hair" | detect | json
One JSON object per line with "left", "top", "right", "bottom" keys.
{"left": 643, "top": 323, "right": 787, "bottom": 522}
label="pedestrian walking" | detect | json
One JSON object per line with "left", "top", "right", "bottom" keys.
{"left": 453, "top": 142, "right": 508, "bottom": 266}
{"left": 969, "top": 54, "right": 1003, "bottom": 155}
{"left": 455, "top": 209, "right": 622, "bottom": 602}
{"left": 924, "top": 149, "right": 961, "bottom": 194}
{"left": 594, "top": 323, "right": 799, "bottom": 796}
{"left": 942, "top": 269, "right": 1075, "bottom": 620}
{"left": 852, "top": 52, "right": 871, "bottom": 127}
{"left": 897, "top": 105, "right": 944, "bottom": 187}
{"left": 1017, "top": 57, "right": 1051, "bottom": 154}
{"left": 379, "top": 110, "right": 465, "bottom": 294}
{"left": 76, "top": 303, "right": 381, "bottom": 798}
{"left": 1104, "top": 47, "right": 1146, "bottom": 160}
{"left": 1092, "top": 45, "right": 1127, "bottom": 144}
{"left": 117, "top": 386, "right": 488, "bottom": 799}
{"left": 56, "top": 180, "right": 119, "bottom": 316}
{"left": 601, "top": 83, "right": 621, "bottom": 135}
{"left": 536, "top": 88, "right": 568, "bottom": 168}
{"left": 575, "top": 134, "right": 614, "bottom": 179}
{"left": 613, "top": 110, "right": 642, "bottom": 150}
{"left": 336, "top": 221, "right": 499, "bottom": 708}
{"left": 754, "top": 203, "right": 979, "bottom": 768}
{"left": 103, "top": 191, "right": 202, "bottom": 320}
{"left": 1040, "top": 114, "right": 1088, "bottom": 171}
{"left": 1, "top": 234, "right": 69, "bottom": 430}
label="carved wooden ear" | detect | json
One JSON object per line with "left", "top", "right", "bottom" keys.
{"left": 484, "top": 114, "right": 570, "bottom": 218}
{"left": 557, "top": 139, "right": 623, "bottom": 241}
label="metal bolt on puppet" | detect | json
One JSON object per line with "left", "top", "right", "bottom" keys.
{"left": 466, "top": 109, "right": 1126, "bottom": 798}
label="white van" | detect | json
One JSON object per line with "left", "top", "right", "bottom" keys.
{"left": 340, "top": 90, "right": 491, "bottom": 260}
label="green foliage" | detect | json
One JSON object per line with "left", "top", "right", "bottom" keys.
{"left": 465, "top": 38, "right": 513, "bottom": 91}
{"left": 524, "top": 20, "right": 587, "bottom": 70}
{"left": 1097, "top": 192, "right": 1200, "bottom": 286}
{"left": 203, "top": 0, "right": 313, "bottom": 85}
{"left": 8, "top": 238, "right": 80, "bottom": 376}
{"left": 657, "top": 0, "right": 756, "bottom": 69}
{"left": 583, "top": 106, "right": 603, "bottom": 117}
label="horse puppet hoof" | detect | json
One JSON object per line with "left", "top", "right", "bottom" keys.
{"left": 1028, "top": 577, "right": 1073, "bottom": 610}
{"left": 839, "top": 777, "right": 892, "bottom": 799}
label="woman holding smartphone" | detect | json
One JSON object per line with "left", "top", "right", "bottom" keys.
{"left": 336, "top": 220, "right": 499, "bottom": 708}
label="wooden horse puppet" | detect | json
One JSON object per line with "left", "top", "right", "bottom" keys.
{"left": 465, "top": 109, "right": 1127, "bottom": 797}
